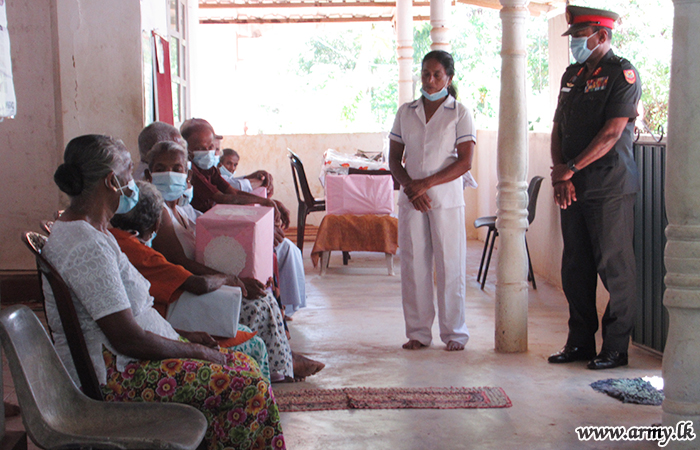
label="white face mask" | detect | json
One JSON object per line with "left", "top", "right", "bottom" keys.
{"left": 151, "top": 171, "right": 188, "bottom": 201}
{"left": 570, "top": 32, "right": 600, "bottom": 64}
{"left": 193, "top": 150, "right": 220, "bottom": 170}
{"left": 219, "top": 165, "right": 234, "bottom": 178}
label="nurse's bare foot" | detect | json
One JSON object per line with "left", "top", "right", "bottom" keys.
{"left": 446, "top": 341, "right": 465, "bottom": 351}
{"left": 292, "top": 352, "right": 325, "bottom": 381}
{"left": 402, "top": 339, "right": 427, "bottom": 350}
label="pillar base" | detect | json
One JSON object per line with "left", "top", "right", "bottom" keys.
{"left": 661, "top": 412, "right": 699, "bottom": 449}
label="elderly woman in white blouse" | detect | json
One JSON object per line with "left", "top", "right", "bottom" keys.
{"left": 146, "top": 140, "right": 323, "bottom": 383}
{"left": 45, "top": 134, "right": 284, "bottom": 450}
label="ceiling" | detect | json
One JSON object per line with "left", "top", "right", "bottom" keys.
{"left": 198, "top": 0, "right": 566, "bottom": 25}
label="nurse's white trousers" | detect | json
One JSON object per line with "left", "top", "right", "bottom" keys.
{"left": 398, "top": 204, "right": 470, "bottom": 346}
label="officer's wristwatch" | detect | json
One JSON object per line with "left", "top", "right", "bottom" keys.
{"left": 567, "top": 160, "right": 579, "bottom": 173}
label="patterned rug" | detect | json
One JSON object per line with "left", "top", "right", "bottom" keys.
{"left": 274, "top": 387, "right": 512, "bottom": 412}
{"left": 590, "top": 378, "right": 664, "bottom": 406}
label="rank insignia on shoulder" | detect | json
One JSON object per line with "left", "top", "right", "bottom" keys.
{"left": 624, "top": 69, "right": 636, "bottom": 84}
{"left": 585, "top": 76, "right": 608, "bottom": 93}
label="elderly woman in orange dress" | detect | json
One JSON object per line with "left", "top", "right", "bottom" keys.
{"left": 45, "top": 134, "right": 285, "bottom": 450}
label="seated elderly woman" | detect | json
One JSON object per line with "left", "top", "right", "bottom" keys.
{"left": 109, "top": 180, "right": 271, "bottom": 381}
{"left": 45, "top": 134, "right": 284, "bottom": 450}
{"left": 146, "top": 141, "right": 324, "bottom": 382}
{"left": 218, "top": 148, "right": 307, "bottom": 318}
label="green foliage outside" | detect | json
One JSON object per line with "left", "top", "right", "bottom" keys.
{"left": 291, "top": 1, "right": 670, "bottom": 134}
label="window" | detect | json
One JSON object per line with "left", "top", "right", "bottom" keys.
{"left": 168, "top": 0, "right": 188, "bottom": 124}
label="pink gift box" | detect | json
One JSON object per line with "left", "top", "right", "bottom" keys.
{"left": 325, "top": 174, "right": 394, "bottom": 215}
{"left": 195, "top": 204, "right": 274, "bottom": 282}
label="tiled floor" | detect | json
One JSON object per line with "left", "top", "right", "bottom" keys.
{"left": 2, "top": 240, "right": 665, "bottom": 449}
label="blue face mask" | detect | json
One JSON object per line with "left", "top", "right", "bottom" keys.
{"left": 219, "top": 165, "right": 234, "bottom": 178}
{"left": 570, "top": 33, "right": 600, "bottom": 64}
{"left": 114, "top": 177, "right": 139, "bottom": 214}
{"left": 178, "top": 186, "right": 194, "bottom": 207}
{"left": 193, "top": 150, "right": 220, "bottom": 170}
{"left": 151, "top": 171, "right": 188, "bottom": 201}
{"left": 421, "top": 86, "right": 449, "bottom": 102}
{"left": 143, "top": 232, "right": 157, "bottom": 248}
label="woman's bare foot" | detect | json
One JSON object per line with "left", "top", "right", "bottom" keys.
{"left": 402, "top": 339, "right": 427, "bottom": 350}
{"left": 445, "top": 340, "right": 465, "bottom": 351}
{"left": 292, "top": 352, "right": 325, "bottom": 382}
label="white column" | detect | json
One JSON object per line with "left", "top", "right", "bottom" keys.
{"left": 495, "top": 0, "right": 530, "bottom": 353}
{"left": 430, "top": 0, "right": 450, "bottom": 52}
{"left": 662, "top": 0, "right": 700, "bottom": 443}
{"left": 396, "top": 0, "right": 414, "bottom": 105}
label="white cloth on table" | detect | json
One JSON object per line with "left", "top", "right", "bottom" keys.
{"left": 275, "top": 238, "right": 306, "bottom": 316}
{"left": 42, "top": 220, "right": 180, "bottom": 385}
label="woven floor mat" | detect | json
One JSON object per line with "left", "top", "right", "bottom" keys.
{"left": 275, "top": 386, "right": 512, "bottom": 412}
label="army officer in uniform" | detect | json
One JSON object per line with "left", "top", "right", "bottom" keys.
{"left": 547, "top": 5, "right": 642, "bottom": 370}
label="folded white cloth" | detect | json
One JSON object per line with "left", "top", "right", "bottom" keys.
{"left": 167, "top": 286, "right": 242, "bottom": 338}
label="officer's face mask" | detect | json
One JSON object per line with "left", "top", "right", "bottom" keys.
{"left": 570, "top": 31, "right": 600, "bottom": 64}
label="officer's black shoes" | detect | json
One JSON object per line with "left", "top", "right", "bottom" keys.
{"left": 548, "top": 345, "right": 597, "bottom": 363}
{"left": 587, "top": 350, "right": 629, "bottom": 370}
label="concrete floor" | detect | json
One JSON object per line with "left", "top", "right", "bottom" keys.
{"left": 276, "top": 241, "right": 664, "bottom": 450}
{"left": 2, "top": 240, "right": 664, "bottom": 449}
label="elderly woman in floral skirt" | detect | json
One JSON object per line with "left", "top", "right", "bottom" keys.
{"left": 44, "top": 134, "right": 285, "bottom": 450}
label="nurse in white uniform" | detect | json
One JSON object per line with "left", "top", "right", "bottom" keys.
{"left": 389, "top": 50, "right": 476, "bottom": 351}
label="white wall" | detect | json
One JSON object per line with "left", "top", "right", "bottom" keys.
{"left": 224, "top": 129, "right": 568, "bottom": 290}
{"left": 0, "top": 0, "right": 158, "bottom": 271}
{"left": 54, "top": 0, "right": 144, "bottom": 161}
{"left": 0, "top": 1, "right": 62, "bottom": 271}
{"left": 223, "top": 132, "right": 386, "bottom": 227}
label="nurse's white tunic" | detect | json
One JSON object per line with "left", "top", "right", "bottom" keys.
{"left": 389, "top": 95, "right": 476, "bottom": 346}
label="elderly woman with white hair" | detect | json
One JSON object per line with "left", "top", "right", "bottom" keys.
{"left": 109, "top": 180, "right": 272, "bottom": 381}
{"left": 45, "top": 134, "right": 285, "bottom": 450}
{"left": 146, "top": 141, "right": 324, "bottom": 382}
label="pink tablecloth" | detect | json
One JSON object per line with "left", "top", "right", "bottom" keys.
{"left": 310, "top": 214, "right": 398, "bottom": 267}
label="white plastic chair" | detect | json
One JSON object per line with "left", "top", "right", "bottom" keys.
{"left": 0, "top": 305, "right": 208, "bottom": 450}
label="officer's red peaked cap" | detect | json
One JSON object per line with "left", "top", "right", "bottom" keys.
{"left": 562, "top": 5, "right": 619, "bottom": 37}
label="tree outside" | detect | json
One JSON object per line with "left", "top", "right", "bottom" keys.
{"left": 215, "top": 1, "right": 670, "bottom": 136}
